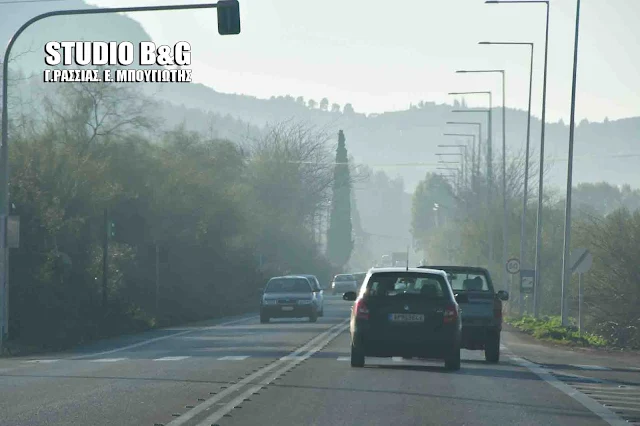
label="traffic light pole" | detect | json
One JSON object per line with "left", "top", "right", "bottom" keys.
{"left": 102, "top": 208, "right": 108, "bottom": 310}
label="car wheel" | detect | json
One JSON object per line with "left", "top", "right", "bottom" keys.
{"left": 444, "top": 344, "right": 461, "bottom": 371}
{"left": 309, "top": 312, "right": 318, "bottom": 323}
{"left": 350, "top": 341, "right": 365, "bottom": 368}
{"left": 485, "top": 331, "right": 500, "bottom": 363}
{"left": 260, "top": 314, "right": 269, "bottom": 324}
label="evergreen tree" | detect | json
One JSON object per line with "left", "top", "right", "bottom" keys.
{"left": 326, "top": 130, "right": 354, "bottom": 268}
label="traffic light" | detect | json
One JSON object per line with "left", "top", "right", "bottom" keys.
{"left": 109, "top": 221, "right": 115, "bottom": 238}
{"left": 217, "top": 0, "right": 241, "bottom": 35}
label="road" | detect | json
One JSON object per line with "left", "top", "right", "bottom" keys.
{"left": 0, "top": 296, "right": 638, "bottom": 426}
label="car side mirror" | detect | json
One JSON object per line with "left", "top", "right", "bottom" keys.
{"left": 454, "top": 293, "right": 469, "bottom": 304}
{"left": 343, "top": 291, "right": 357, "bottom": 301}
{"left": 497, "top": 290, "right": 509, "bottom": 301}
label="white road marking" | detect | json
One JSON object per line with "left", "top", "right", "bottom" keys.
{"left": 509, "top": 354, "right": 629, "bottom": 426}
{"left": 337, "top": 356, "right": 350, "bottom": 361}
{"left": 166, "top": 319, "right": 349, "bottom": 426}
{"left": 572, "top": 364, "right": 612, "bottom": 371}
{"left": 70, "top": 314, "right": 257, "bottom": 360}
{"left": 90, "top": 358, "right": 127, "bottom": 363}
{"left": 195, "top": 320, "right": 349, "bottom": 426}
{"left": 23, "top": 359, "right": 59, "bottom": 364}
{"left": 392, "top": 357, "right": 404, "bottom": 362}
{"left": 280, "top": 355, "right": 305, "bottom": 361}
{"left": 153, "top": 356, "right": 191, "bottom": 361}
{"left": 217, "top": 356, "right": 250, "bottom": 361}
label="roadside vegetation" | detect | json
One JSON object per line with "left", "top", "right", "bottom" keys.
{"left": 4, "top": 82, "right": 356, "bottom": 354}
{"left": 411, "top": 146, "right": 640, "bottom": 350}
{"left": 505, "top": 315, "right": 608, "bottom": 348}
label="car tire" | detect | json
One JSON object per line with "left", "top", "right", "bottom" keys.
{"left": 350, "top": 342, "right": 365, "bottom": 368}
{"left": 309, "top": 312, "right": 318, "bottom": 323}
{"left": 485, "top": 331, "right": 500, "bottom": 363}
{"left": 444, "top": 345, "right": 461, "bottom": 371}
{"left": 260, "top": 314, "right": 269, "bottom": 324}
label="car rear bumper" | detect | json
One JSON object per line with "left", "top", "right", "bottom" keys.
{"left": 352, "top": 329, "right": 460, "bottom": 359}
{"left": 261, "top": 305, "right": 316, "bottom": 318}
{"left": 332, "top": 285, "right": 357, "bottom": 293}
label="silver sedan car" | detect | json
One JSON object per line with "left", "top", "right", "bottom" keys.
{"left": 331, "top": 274, "right": 358, "bottom": 295}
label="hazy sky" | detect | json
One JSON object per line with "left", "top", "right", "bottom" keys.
{"left": 73, "top": 0, "right": 640, "bottom": 122}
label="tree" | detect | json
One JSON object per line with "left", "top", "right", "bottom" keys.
{"left": 331, "top": 103, "right": 341, "bottom": 113}
{"left": 296, "top": 96, "right": 305, "bottom": 105}
{"left": 343, "top": 103, "right": 354, "bottom": 114}
{"left": 307, "top": 99, "right": 317, "bottom": 109}
{"left": 319, "top": 98, "right": 329, "bottom": 111}
{"left": 326, "top": 130, "right": 353, "bottom": 268}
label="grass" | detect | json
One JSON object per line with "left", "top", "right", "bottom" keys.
{"left": 505, "top": 315, "right": 609, "bottom": 348}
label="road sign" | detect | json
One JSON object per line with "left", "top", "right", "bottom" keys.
{"left": 506, "top": 258, "right": 520, "bottom": 275}
{"left": 570, "top": 248, "right": 593, "bottom": 274}
{"left": 520, "top": 269, "right": 535, "bottom": 294}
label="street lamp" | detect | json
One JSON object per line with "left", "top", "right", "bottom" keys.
{"left": 479, "top": 41, "right": 534, "bottom": 315}
{"left": 0, "top": 0, "right": 241, "bottom": 352}
{"left": 560, "top": 0, "right": 582, "bottom": 326}
{"left": 446, "top": 122, "right": 483, "bottom": 178}
{"left": 485, "top": 0, "right": 550, "bottom": 320}
{"left": 440, "top": 135, "right": 473, "bottom": 189}
{"left": 456, "top": 69, "right": 507, "bottom": 292}
{"left": 452, "top": 108, "right": 494, "bottom": 263}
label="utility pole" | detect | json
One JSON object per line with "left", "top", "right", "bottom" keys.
{"left": 155, "top": 243, "right": 160, "bottom": 315}
{"left": 102, "top": 208, "right": 108, "bottom": 310}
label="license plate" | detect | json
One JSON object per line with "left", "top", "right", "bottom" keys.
{"left": 281, "top": 306, "right": 294, "bottom": 311}
{"left": 389, "top": 313, "right": 424, "bottom": 322}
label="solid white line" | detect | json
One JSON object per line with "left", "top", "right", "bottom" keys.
{"left": 196, "top": 321, "right": 349, "bottom": 426}
{"left": 70, "top": 314, "right": 257, "bottom": 360}
{"left": 572, "top": 364, "right": 612, "bottom": 371}
{"left": 153, "top": 356, "right": 191, "bottom": 361}
{"left": 392, "top": 357, "right": 404, "bottom": 362}
{"left": 217, "top": 356, "right": 249, "bottom": 361}
{"left": 90, "top": 358, "right": 127, "bottom": 363}
{"left": 280, "top": 355, "right": 305, "bottom": 361}
{"left": 510, "top": 355, "right": 629, "bottom": 426}
{"left": 337, "top": 356, "right": 350, "bottom": 361}
{"left": 165, "top": 319, "right": 349, "bottom": 426}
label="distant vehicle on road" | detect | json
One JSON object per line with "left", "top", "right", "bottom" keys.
{"left": 380, "top": 255, "right": 392, "bottom": 267}
{"left": 391, "top": 252, "right": 406, "bottom": 267}
{"left": 342, "top": 267, "right": 462, "bottom": 370}
{"left": 418, "top": 265, "right": 509, "bottom": 363}
{"left": 331, "top": 274, "right": 358, "bottom": 295}
{"left": 295, "top": 274, "right": 324, "bottom": 317}
{"left": 352, "top": 272, "right": 367, "bottom": 290}
{"left": 260, "top": 276, "right": 321, "bottom": 323}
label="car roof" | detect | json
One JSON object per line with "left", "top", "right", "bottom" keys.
{"left": 368, "top": 267, "right": 447, "bottom": 277}
{"left": 272, "top": 275, "right": 308, "bottom": 280}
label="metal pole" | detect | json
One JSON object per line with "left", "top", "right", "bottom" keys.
{"left": 102, "top": 208, "right": 108, "bottom": 310}
{"left": 501, "top": 71, "right": 507, "bottom": 292}
{"left": 155, "top": 243, "right": 160, "bottom": 315}
{"left": 561, "top": 0, "right": 581, "bottom": 327}
{"left": 487, "top": 100, "right": 493, "bottom": 264}
{"left": 578, "top": 273, "right": 583, "bottom": 333}
{"left": 520, "top": 43, "right": 534, "bottom": 282}
{"left": 0, "top": 0, "right": 230, "bottom": 353}
{"left": 533, "top": 1, "right": 550, "bottom": 318}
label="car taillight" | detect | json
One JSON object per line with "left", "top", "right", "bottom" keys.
{"left": 354, "top": 299, "right": 369, "bottom": 320}
{"left": 443, "top": 304, "right": 458, "bottom": 324}
{"left": 494, "top": 299, "right": 503, "bottom": 320}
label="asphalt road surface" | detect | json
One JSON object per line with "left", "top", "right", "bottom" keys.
{"left": 0, "top": 296, "right": 638, "bottom": 426}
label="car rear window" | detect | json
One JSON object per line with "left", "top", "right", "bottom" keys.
{"left": 446, "top": 271, "right": 491, "bottom": 292}
{"left": 366, "top": 272, "right": 449, "bottom": 300}
{"left": 335, "top": 275, "right": 354, "bottom": 281}
{"left": 265, "top": 278, "right": 311, "bottom": 293}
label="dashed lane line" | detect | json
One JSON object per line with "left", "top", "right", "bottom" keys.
{"left": 90, "top": 358, "right": 127, "bottom": 363}
{"left": 165, "top": 319, "right": 349, "bottom": 426}
{"left": 154, "top": 356, "right": 191, "bottom": 361}
{"left": 217, "top": 356, "right": 250, "bottom": 361}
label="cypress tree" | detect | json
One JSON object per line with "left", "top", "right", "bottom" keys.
{"left": 326, "top": 130, "right": 353, "bottom": 268}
